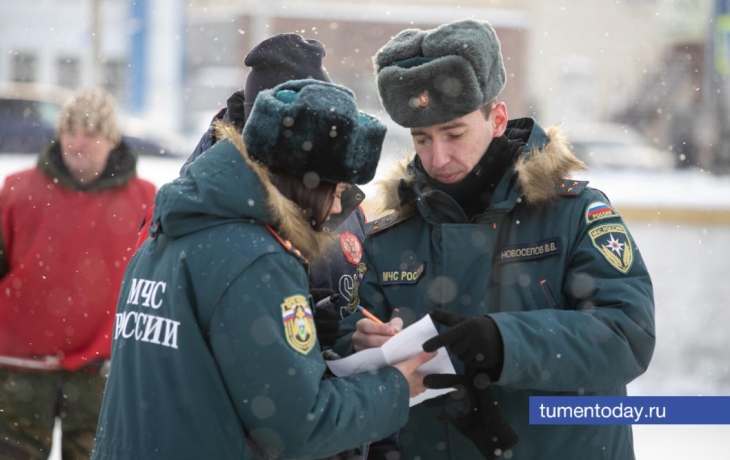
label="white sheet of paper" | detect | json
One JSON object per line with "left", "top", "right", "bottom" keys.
{"left": 325, "top": 315, "right": 455, "bottom": 406}
{"left": 325, "top": 347, "right": 386, "bottom": 377}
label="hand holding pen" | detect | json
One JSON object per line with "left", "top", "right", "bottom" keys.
{"left": 352, "top": 305, "right": 403, "bottom": 352}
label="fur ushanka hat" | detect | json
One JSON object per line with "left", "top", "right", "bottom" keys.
{"left": 243, "top": 79, "right": 386, "bottom": 185}
{"left": 373, "top": 19, "right": 506, "bottom": 128}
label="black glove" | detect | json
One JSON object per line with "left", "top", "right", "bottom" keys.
{"left": 310, "top": 289, "right": 341, "bottom": 349}
{"left": 310, "top": 288, "right": 337, "bottom": 304}
{"left": 422, "top": 309, "right": 504, "bottom": 381}
{"left": 314, "top": 305, "right": 340, "bottom": 348}
{"left": 423, "top": 370, "right": 518, "bottom": 459}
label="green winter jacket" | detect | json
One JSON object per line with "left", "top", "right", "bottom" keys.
{"left": 92, "top": 127, "right": 410, "bottom": 460}
{"left": 335, "top": 119, "right": 655, "bottom": 460}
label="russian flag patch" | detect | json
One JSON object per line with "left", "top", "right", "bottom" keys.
{"left": 585, "top": 201, "right": 619, "bottom": 224}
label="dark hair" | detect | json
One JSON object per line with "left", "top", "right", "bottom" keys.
{"left": 479, "top": 99, "right": 497, "bottom": 120}
{"left": 269, "top": 169, "right": 336, "bottom": 231}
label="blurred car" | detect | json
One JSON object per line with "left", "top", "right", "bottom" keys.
{"left": 0, "top": 82, "right": 65, "bottom": 154}
{"left": 567, "top": 123, "right": 676, "bottom": 170}
{"left": 0, "top": 82, "right": 189, "bottom": 189}
{"left": 0, "top": 82, "right": 186, "bottom": 158}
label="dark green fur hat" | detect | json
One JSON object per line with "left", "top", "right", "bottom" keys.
{"left": 243, "top": 79, "right": 386, "bottom": 185}
{"left": 374, "top": 19, "right": 506, "bottom": 128}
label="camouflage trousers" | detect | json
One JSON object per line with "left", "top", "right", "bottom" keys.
{"left": 0, "top": 365, "right": 106, "bottom": 460}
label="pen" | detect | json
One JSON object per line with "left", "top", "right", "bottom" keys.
{"left": 356, "top": 305, "right": 384, "bottom": 324}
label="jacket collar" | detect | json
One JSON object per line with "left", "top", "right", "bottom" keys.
{"left": 321, "top": 184, "right": 365, "bottom": 232}
{"left": 372, "top": 118, "right": 585, "bottom": 222}
{"left": 36, "top": 139, "right": 138, "bottom": 192}
{"left": 210, "top": 124, "right": 335, "bottom": 260}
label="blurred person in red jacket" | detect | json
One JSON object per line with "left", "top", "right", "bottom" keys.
{"left": 0, "top": 87, "right": 156, "bottom": 459}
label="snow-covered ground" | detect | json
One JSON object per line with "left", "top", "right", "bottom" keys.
{"left": 574, "top": 169, "right": 730, "bottom": 211}
{"left": 3, "top": 153, "right": 729, "bottom": 459}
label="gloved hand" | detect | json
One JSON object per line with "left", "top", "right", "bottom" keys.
{"left": 310, "top": 288, "right": 337, "bottom": 304}
{"left": 314, "top": 305, "right": 341, "bottom": 348}
{"left": 422, "top": 309, "right": 504, "bottom": 380}
{"left": 423, "top": 369, "right": 518, "bottom": 459}
{"left": 310, "top": 288, "right": 342, "bottom": 348}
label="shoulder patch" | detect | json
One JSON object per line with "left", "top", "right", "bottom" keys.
{"left": 281, "top": 295, "right": 316, "bottom": 354}
{"left": 365, "top": 212, "right": 415, "bottom": 236}
{"left": 556, "top": 180, "right": 589, "bottom": 196}
{"left": 588, "top": 223, "right": 634, "bottom": 274}
{"left": 585, "top": 201, "right": 620, "bottom": 224}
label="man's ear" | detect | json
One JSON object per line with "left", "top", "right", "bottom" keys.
{"left": 491, "top": 102, "right": 508, "bottom": 138}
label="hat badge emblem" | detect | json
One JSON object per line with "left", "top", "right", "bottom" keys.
{"left": 418, "top": 92, "right": 429, "bottom": 107}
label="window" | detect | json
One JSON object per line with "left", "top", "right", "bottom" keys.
{"left": 104, "top": 59, "right": 126, "bottom": 103}
{"left": 12, "top": 52, "right": 37, "bottom": 83}
{"left": 57, "top": 56, "right": 81, "bottom": 89}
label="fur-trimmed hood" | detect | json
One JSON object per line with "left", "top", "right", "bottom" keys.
{"left": 371, "top": 118, "right": 586, "bottom": 218}
{"left": 152, "top": 123, "right": 333, "bottom": 260}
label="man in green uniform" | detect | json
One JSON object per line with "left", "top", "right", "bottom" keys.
{"left": 334, "top": 19, "right": 655, "bottom": 460}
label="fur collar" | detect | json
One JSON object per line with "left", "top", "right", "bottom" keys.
{"left": 215, "top": 123, "right": 334, "bottom": 261}
{"left": 371, "top": 125, "right": 586, "bottom": 218}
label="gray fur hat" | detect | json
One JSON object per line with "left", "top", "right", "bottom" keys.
{"left": 373, "top": 19, "right": 506, "bottom": 128}
{"left": 243, "top": 79, "right": 386, "bottom": 185}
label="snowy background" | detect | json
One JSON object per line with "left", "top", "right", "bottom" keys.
{"left": 5, "top": 148, "right": 730, "bottom": 459}
{"left": 2, "top": 0, "right": 730, "bottom": 456}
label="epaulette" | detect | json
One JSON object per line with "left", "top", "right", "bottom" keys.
{"left": 556, "top": 180, "right": 589, "bottom": 196}
{"left": 365, "top": 211, "right": 415, "bottom": 236}
{"left": 265, "top": 225, "right": 309, "bottom": 265}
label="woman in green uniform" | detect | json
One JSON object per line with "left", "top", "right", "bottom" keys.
{"left": 92, "top": 80, "right": 434, "bottom": 460}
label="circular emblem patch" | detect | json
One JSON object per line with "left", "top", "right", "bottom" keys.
{"left": 418, "top": 92, "right": 429, "bottom": 107}
{"left": 339, "top": 231, "right": 362, "bottom": 266}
